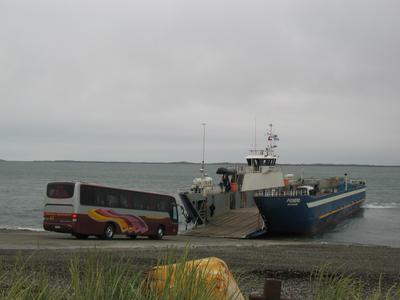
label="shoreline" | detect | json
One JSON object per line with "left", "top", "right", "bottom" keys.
{"left": 1, "top": 228, "right": 400, "bottom": 249}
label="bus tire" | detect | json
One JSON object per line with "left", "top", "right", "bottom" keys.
{"left": 103, "top": 223, "right": 115, "bottom": 240}
{"left": 73, "top": 233, "right": 88, "bottom": 239}
{"left": 150, "top": 226, "right": 164, "bottom": 240}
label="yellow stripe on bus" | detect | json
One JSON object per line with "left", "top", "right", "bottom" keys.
{"left": 88, "top": 210, "right": 129, "bottom": 233}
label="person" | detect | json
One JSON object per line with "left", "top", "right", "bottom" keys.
{"left": 223, "top": 175, "right": 231, "bottom": 192}
{"left": 219, "top": 176, "right": 224, "bottom": 191}
{"left": 209, "top": 202, "right": 215, "bottom": 217}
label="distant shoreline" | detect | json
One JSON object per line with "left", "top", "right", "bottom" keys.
{"left": 0, "top": 159, "right": 399, "bottom": 167}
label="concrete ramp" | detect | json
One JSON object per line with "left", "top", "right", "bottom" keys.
{"left": 184, "top": 207, "right": 263, "bottom": 238}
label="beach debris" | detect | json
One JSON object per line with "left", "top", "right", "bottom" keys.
{"left": 147, "top": 256, "right": 245, "bottom": 300}
{"left": 249, "top": 278, "right": 286, "bottom": 300}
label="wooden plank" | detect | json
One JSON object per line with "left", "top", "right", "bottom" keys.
{"left": 184, "top": 207, "right": 263, "bottom": 238}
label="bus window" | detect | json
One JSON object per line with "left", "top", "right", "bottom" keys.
{"left": 106, "top": 192, "right": 119, "bottom": 208}
{"left": 120, "top": 192, "right": 128, "bottom": 208}
{"left": 95, "top": 189, "right": 105, "bottom": 206}
{"left": 157, "top": 197, "right": 170, "bottom": 211}
{"left": 47, "top": 183, "right": 75, "bottom": 199}
{"left": 132, "top": 192, "right": 145, "bottom": 210}
{"left": 147, "top": 197, "right": 156, "bottom": 210}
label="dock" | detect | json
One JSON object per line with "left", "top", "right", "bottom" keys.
{"left": 183, "top": 207, "right": 263, "bottom": 238}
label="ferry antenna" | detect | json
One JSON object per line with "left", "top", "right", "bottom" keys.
{"left": 201, "top": 122, "right": 206, "bottom": 177}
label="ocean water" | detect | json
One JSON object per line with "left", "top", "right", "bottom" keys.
{"left": 0, "top": 161, "right": 399, "bottom": 247}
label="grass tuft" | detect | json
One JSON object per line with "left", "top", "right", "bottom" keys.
{"left": 0, "top": 248, "right": 240, "bottom": 300}
{"left": 312, "top": 265, "right": 400, "bottom": 300}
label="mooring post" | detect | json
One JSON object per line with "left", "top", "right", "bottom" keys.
{"left": 249, "top": 278, "right": 283, "bottom": 300}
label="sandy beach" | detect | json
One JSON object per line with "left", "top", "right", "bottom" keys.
{"left": 1, "top": 230, "right": 399, "bottom": 299}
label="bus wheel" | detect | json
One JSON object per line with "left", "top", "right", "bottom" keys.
{"left": 73, "top": 233, "right": 88, "bottom": 239}
{"left": 103, "top": 223, "right": 115, "bottom": 240}
{"left": 128, "top": 234, "right": 137, "bottom": 239}
{"left": 152, "top": 226, "right": 164, "bottom": 240}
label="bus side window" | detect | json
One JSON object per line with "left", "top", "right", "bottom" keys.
{"left": 106, "top": 192, "right": 120, "bottom": 208}
{"left": 80, "top": 186, "right": 95, "bottom": 206}
{"left": 157, "top": 197, "right": 167, "bottom": 211}
{"left": 95, "top": 189, "right": 105, "bottom": 207}
{"left": 132, "top": 192, "right": 147, "bottom": 210}
{"left": 120, "top": 192, "right": 128, "bottom": 208}
{"left": 131, "top": 192, "right": 137, "bottom": 209}
{"left": 147, "top": 197, "right": 156, "bottom": 210}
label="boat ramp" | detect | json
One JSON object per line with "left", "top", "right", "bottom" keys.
{"left": 183, "top": 207, "right": 263, "bottom": 239}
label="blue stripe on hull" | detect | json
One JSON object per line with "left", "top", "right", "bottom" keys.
{"left": 254, "top": 187, "right": 366, "bottom": 234}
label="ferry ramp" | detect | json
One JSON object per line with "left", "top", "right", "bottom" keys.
{"left": 183, "top": 207, "right": 263, "bottom": 239}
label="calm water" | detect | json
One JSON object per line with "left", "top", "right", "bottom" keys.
{"left": 0, "top": 162, "right": 399, "bottom": 247}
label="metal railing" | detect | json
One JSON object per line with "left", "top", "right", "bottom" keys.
{"left": 255, "top": 189, "right": 309, "bottom": 197}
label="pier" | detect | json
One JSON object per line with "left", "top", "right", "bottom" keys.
{"left": 184, "top": 207, "right": 263, "bottom": 238}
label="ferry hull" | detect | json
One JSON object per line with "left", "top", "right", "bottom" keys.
{"left": 254, "top": 187, "right": 366, "bottom": 234}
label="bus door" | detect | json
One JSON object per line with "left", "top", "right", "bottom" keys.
{"left": 172, "top": 204, "right": 178, "bottom": 224}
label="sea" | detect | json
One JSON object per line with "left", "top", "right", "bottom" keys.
{"left": 1, "top": 161, "right": 399, "bottom": 247}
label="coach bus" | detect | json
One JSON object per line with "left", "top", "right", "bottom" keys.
{"left": 43, "top": 182, "right": 179, "bottom": 239}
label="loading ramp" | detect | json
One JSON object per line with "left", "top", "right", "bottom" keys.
{"left": 183, "top": 207, "right": 264, "bottom": 239}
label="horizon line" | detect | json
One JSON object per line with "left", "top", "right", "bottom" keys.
{"left": 0, "top": 159, "right": 399, "bottom": 167}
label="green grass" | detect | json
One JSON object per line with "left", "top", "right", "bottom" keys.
{"left": 312, "top": 265, "right": 400, "bottom": 300}
{"left": 1, "top": 251, "right": 399, "bottom": 300}
{"left": 0, "top": 249, "right": 239, "bottom": 300}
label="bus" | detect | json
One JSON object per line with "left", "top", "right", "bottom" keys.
{"left": 43, "top": 182, "right": 179, "bottom": 239}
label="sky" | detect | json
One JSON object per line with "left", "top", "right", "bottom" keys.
{"left": 1, "top": 0, "right": 399, "bottom": 165}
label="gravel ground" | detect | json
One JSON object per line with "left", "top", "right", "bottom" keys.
{"left": 1, "top": 240, "right": 400, "bottom": 299}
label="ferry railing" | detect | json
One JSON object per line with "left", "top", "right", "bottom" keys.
{"left": 255, "top": 189, "right": 309, "bottom": 197}
{"left": 248, "top": 150, "right": 265, "bottom": 155}
{"left": 177, "top": 186, "right": 224, "bottom": 196}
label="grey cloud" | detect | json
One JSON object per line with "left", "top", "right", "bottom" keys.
{"left": 1, "top": 0, "right": 399, "bottom": 164}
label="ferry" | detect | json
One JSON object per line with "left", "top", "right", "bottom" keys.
{"left": 179, "top": 123, "right": 284, "bottom": 229}
{"left": 253, "top": 127, "right": 366, "bottom": 234}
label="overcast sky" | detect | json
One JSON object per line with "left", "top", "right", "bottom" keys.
{"left": 1, "top": 0, "right": 399, "bottom": 165}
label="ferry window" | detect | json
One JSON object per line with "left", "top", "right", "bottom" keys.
{"left": 246, "top": 159, "right": 251, "bottom": 166}
{"left": 47, "top": 183, "right": 75, "bottom": 199}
